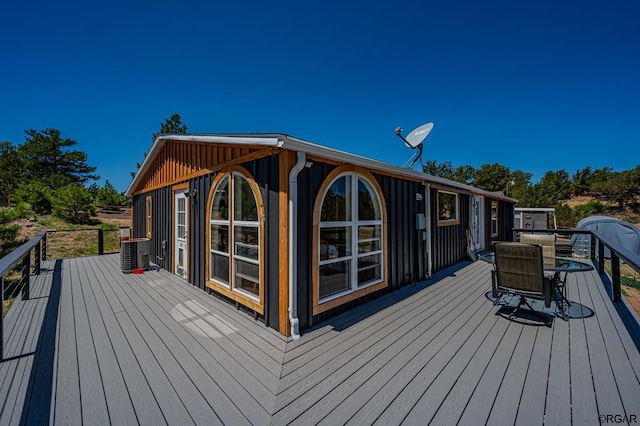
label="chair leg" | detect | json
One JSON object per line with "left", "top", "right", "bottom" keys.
{"left": 507, "top": 296, "right": 551, "bottom": 326}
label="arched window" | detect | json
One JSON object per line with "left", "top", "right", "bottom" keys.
{"left": 315, "top": 168, "right": 386, "bottom": 312}
{"left": 208, "top": 168, "right": 263, "bottom": 312}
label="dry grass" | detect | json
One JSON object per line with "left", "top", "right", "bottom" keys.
{"left": 15, "top": 210, "right": 131, "bottom": 259}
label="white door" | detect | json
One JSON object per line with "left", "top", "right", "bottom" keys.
{"left": 471, "top": 196, "right": 484, "bottom": 251}
{"left": 174, "top": 190, "right": 188, "bottom": 279}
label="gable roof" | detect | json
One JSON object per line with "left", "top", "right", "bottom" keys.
{"left": 126, "top": 133, "right": 517, "bottom": 202}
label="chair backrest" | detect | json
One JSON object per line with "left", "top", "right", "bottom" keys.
{"left": 519, "top": 233, "right": 556, "bottom": 269}
{"left": 494, "top": 242, "right": 546, "bottom": 294}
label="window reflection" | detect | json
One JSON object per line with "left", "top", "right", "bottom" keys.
{"left": 321, "top": 176, "right": 352, "bottom": 222}
{"left": 358, "top": 178, "right": 381, "bottom": 221}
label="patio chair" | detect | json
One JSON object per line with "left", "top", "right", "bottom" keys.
{"left": 520, "top": 233, "right": 568, "bottom": 306}
{"left": 491, "top": 242, "right": 554, "bottom": 325}
{"left": 519, "top": 233, "right": 556, "bottom": 269}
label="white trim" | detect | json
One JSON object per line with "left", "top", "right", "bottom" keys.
{"left": 317, "top": 172, "right": 384, "bottom": 303}
{"left": 288, "top": 152, "right": 306, "bottom": 340}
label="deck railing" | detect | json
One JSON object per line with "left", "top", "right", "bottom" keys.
{"left": 0, "top": 232, "right": 46, "bottom": 361}
{"left": 1, "top": 227, "right": 125, "bottom": 361}
{"left": 44, "top": 228, "right": 108, "bottom": 258}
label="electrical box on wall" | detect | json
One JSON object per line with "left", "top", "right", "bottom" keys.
{"left": 417, "top": 213, "right": 426, "bottom": 230}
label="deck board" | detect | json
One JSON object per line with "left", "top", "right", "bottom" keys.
{"left": 568, "top": 272, "right": 599, "bottom": 426}
{"left": 1, "top": 254, "right": 639, "bottom": 425}
{"left": 83, "top": 257, "right": 168, "bottom": 425}
{"left": 97, "top": 254, "right": 270, "bottom": 425}
{"left": 76, "top": 257, "right": 138, "bottom": 425}
{"left": 69, "top": 258, "right": 111, "bottom": 424}
{"left": 276, "top": 262, "right": 489, "bottom": 423}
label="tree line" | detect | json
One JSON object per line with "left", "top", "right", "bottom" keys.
{"left": 0, "top": 114, "right": 187, "bottom": 257}
{"left": 0, "top": 129, "right": 128, "bottom": 221}
{"left": 423, "top": 160, "right": 640, "bottom": 226}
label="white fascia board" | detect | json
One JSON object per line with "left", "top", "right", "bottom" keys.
{"left": 514, "top": 207, "right": 556, "bottom": 212}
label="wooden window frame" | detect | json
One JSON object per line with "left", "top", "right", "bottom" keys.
{"left": 312, "top": 165, "right": 388, "bottom": 316}
{"left": 145, "top": 195, "right": 152, "bottom": 238}
{"left": 206, "top": 166, "right": 265, "bottom": 315}
{"left": 436, "top": 190, "right": 460, "bottom": 227}
{"left": 491, "top": 200, "right": 499, "bottom": 237}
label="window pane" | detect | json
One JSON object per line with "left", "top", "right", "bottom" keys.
{"left": 358, "top": 225, "right": 381, "bottom": 253}
{"left": 211, "top": 224, "right": 229, "bottom": 253}
{"left": 438, "top": 192, "right": 458, "bottom": 221}
{"left": 211, "top": 253, "right": 229, "bottom": 284}
{"left": 358, "top": 178, "right": 381, "bottom": 221}
{"left": 319, "top": 260, "right": 351, "bottom": 299}
{"left": 234, "top": 174, "right": 258, "bottom": 221}
{"left": 321, "top": 176, "right": 352, "bottom": 222}
{"left": 212, "top": 176, "right": 229, "bottom": 220}
{"left": 234, "top": 226, "right": 259, "bottom": 260}
{"left": 234, "top": 259, "right": 259, "bottom": 297}
{"left": 358, "top": 254, "right": 381, "bottom": 286}
{"left": 320, "top": 227, "right": 352, "bottom": 259}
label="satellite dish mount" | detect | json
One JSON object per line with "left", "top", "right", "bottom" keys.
{"left": 395, "top": 122, "right": 434, "bottom": 169}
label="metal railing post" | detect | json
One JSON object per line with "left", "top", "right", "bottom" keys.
{"left": 590, "top": 235, "right": 596, "bottom": 262}
{"left": 22, "top": 250, "right": 30, "bottom": 301}
{"left": 98, "top": 229, "right": 104, "bottom": 255}
{"left": 35, "top": 241, "right": 41, "bottom": 275}
{"left": 42, "top": 233, "right": 47, "bottom": 260}
{"left": 598, "top": 238, "right": 605, "bottom": 275}
{"left": 611, "top": 251, "right": 621, "bottom": 303}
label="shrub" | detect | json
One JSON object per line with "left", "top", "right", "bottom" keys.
{"left": 95, "top": 180, "right": 129, "bottom": 207}
{"left": 52, "top": 184, "right": 96, "bottom": 224}
{"left": 12, "top": 180, "right": 53, "bottom": 215}
{"left": 0, "top": 206, "right": 26, "bottom": 257}
{"left": 554, "top": 203, "right": 577, "bottom": 228}
{"left": 574, "top": 200, "right": 607, "bottom": 219}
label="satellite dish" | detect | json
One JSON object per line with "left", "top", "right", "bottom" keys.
{"left": 395, "top": 122, "right": 434, "bottom": 168}
{"left": 404, "top": 122, "right": 434, "bottom": 149}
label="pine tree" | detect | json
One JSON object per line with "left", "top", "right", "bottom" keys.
{"left": 20, "top": 129, "right": 99, "bottom": 189}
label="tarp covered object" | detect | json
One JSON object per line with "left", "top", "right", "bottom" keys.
{"left": 571, "top": 215, "right": 640, "bottom": 257}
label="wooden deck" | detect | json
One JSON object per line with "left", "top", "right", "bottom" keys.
{"left": 1, "top": 254, "right": 639, "bottom": 425}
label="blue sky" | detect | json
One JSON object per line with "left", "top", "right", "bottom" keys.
{"left": 1, "top": 0, "right": 639, "bottom": 192}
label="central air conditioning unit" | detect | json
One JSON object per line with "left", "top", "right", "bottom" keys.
{"left": 121, "top": 238, "right": 151, "bottom": 273}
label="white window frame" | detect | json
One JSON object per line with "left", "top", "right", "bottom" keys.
{"left": 145, "top": 195, "right": 152, "bottom": 238}
{"left": 491, "top": 200, "right": 499, "bottom": 237}
{"left": 318, "top": 172, "right": 384, "bottom": 304}
{"left": 209, "top": 172, "right": 261, "bottom": 302}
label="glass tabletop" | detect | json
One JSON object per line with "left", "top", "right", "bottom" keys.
{"left": 553, "top": 257, "right": 593, "bottom": 272}
{"left": 480, "top": 253, "right": 594, "bottom": 273}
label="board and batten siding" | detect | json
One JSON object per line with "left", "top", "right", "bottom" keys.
{"left": 132, "top": 154, "right": 282, "bottom": 330}
{"left": 430, "top": 189, "right": 471, "bottom": 273}
{"left": 295, "top": 161, "right": 427, "bottom": 330}
{"left": 485, "top": 197, "right": 515, "bottom": 247}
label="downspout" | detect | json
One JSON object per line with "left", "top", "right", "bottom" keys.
{"left": 424, "top": 182, "right": 433, "bottom": 278}
{"left": 288, "top": 151, "right": 306, "bottom": 340}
